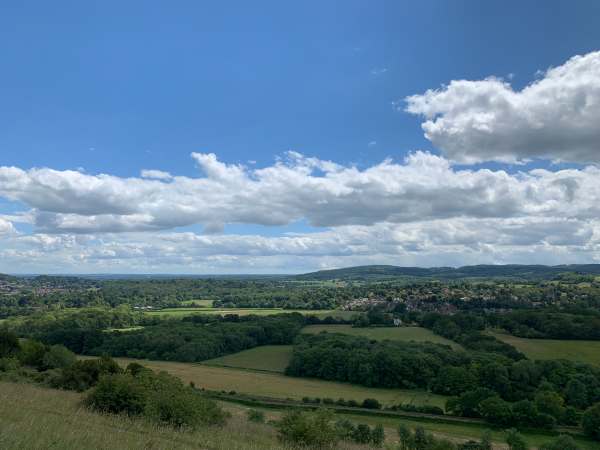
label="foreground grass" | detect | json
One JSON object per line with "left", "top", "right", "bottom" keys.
{"left": 204, "top": 345, "right": 294, "bottom": 373}
{"left": 0, "top": 381, "right": 370, "bottom": 450}
{"left": 89, "top": 356, "right": 448, "bottom": 408}
{"left": 302, "top": 325, "right": 461, "bottom": 349}
{"left": 491, "top": 331, "right": 600, "bottom": 366}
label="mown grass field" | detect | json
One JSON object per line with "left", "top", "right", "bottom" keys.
{"left": 204, "top": 345, "right": 294, "bottom": 373}
{"left": 146, "top": 307, "right": 354, "bottom": 319}
{"left": 491, "top": 331, "right": 600, "bottom": 366}
{"left": 99, "top": 356, "right": 448, "bottom": 408}
{"left": 0, "top": 381, "right": 370, "bottom": 450}
{"left": 180, "top": 299, "right": 214, "bottom": 307}
{"left": 302, "top": 325, "right": 461, "bottom": 349}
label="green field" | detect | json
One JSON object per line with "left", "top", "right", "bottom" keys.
{"left": 180, "top": 299, "right": 214, "bottom": 307}
{"left": 491, "top": 331, "right": 600, "bottom": 366}
{"left": 204, "top": 345, "right": 293, "bottom": 373}
{"left": 98, "top": 356, "right": 447, "bottom": 408}
{"left": 146, "top": 307, "right": 354, "bottom": 319}
{"left": 302, "top": 325, "right": 461, "bottom": 349}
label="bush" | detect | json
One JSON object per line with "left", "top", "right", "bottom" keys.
{"left": 0, "top": 357, "right": 20, "bottom": 372}
{"left": 539, "top": 435, "right": 581, "bottom": 450}
{"left": 582, "top": 403, "right": 600, "bottom": 441}
{"left": 84, "top": 367, "right": 227, "bottom": 429}
{"left": 247, "top": 409, "right": 265, "bottom": 423}
{"left": 0, "top": 329, "right": 20, "bottom": 358}
{"left": 50, "top": 356, "right": 121, "bottom": 391}
{"left": 85, "top": 373, "right": 146, "bottom": 415}
{"left": 277, "top": 409, "right": 338, "bottom": 449}
{"left": 42, "top": 345, "right": 76, "bottom": 370}
{"left": 18, "top": 340, "right": 47, "bottom": 369}
{"left": 361, "top": 398, "right": 381, "bottom": 409}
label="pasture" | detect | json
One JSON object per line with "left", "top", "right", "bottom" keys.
{"left": 491, "top": 332, "right": 600, "bottom": 366}
{"left": 101, "top": 356, "right": 448, "bottom": 408}
{"left": 204, "top": 345, "right": 293, "bottom": 373}
{"left": 146, "top": 307, "right": 354, "bottom": 319}
{"left": 302, "top": 325, "right": 461, "bottom": 349}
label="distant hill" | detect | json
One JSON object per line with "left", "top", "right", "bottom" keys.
{"left": 295, "top": 264, "right": 600, "bottom": 281}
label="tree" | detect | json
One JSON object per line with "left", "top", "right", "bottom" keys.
{"left": 538, "top": 435, "right": 581, "bottom": 450}
{"left": 398, "top": 424, "right": 413, "bottom": 450}
{"left": 42, "top": 345, "right": 76, "bottom": 370}
{"left": 582, "top": 403, "right": 600, "bottom": 441}
{"left": 479, "top": 396, "right": 513, "bottom": 426}
{"left": 565, "top": 379, "right": 588, "bottom": 409}
{"left": 370, "top": 424, "right": 385, "bottom": 447}
{"left": 534, "top": 391, "right": 565, "bottom": 422}
{"left": 505, "top": 429, "right": 528, "bottom": 450}
{"left": 352, "top": 424, "right": 372, "bottom": 444}
{"left": 0, "top": 329, "right": 20, "bottom": 358}
{"left": 479, "top": 430, "right": 492, "bottom": 450}
{"left": 277, "top": 409, "right": 338, "bottom": 449}
{"left": 414, "top": 426, "right": 429, "bottom": 450}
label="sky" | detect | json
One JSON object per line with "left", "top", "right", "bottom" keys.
{"left": 1, "top": 0, "right": 600, "bottom": 274}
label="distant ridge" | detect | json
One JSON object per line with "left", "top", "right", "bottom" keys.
{"left": 295, "top": 264, "right": 600, "bottom": 281}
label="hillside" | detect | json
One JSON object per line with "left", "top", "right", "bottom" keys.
{"left": 295, "top": 264, "right": 600, "bottom": 281}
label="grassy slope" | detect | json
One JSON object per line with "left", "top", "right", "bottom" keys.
{"left": 491, "top": 331, "right": 600, "bottom": 366}
{"left": 302, "top": 325, "right": 461, "bottom": 349}
{"left": 204, "top": 345, "right": 294, "bottom": 373}
{"left": 0, "top": 381, "right": 370, "bottom": 450}
{"left": 94, "top": 356, "right": 447, "bottom": 408}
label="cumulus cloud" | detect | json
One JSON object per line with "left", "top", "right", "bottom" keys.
{"left": 2, "top": 151, "right": 600, "bottom": 234}
{"left": 1, "top": 218, "right": 599, "bottom": 273}
{"left": 0, "top": 218, "right": 16, "bottom": 236}
{"left": 406, "top": 50, "right": 600, "bottom": 164}
{"left": 140, "top": 169, "right": 173, "bottom": 180}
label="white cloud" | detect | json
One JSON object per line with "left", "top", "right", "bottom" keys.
{"left": 406, "top": 50, "right": 600, "bottom": 164}
{"left": 2, "top": 151, "right": 600, "bottom": 234}
{"left": 0, "top": 218, "right": 16, "bottom": 236}
{"left": 0, "top": 218, "right": 598, "bottom": 273}
{"left": 141, "top": 169, "right": 173, "bottom": 180}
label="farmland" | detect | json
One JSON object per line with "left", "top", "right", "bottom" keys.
{"left": 491, "top": 331, "right": 600, "bottom": 366}
{"left": 302, "top": 325, "right": 461, "bottom": 348}
{"left": 145, "top": 307, "right": 354, "bottom": 319}
{"left": 204, "top": 345, "right": 293, "bottom": 373}
{"left": 95, "top": 356, "right": 448, "bottom": 408}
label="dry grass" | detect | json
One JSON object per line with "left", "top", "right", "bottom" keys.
{"left": 0, "top": 381, "right": 371, "bottom": 450}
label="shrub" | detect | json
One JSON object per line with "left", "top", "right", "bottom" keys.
{"left": 50, "top": 356, "right": 121, "bottom": 391}
{"left": 582, "top": 403, "right": 600, "bottom": 441}
{"left": 539, "top": 435, "right": 581, "bottom": 450}
{"left": 361, "top": 398, "right": 381, "bottom": 409}
{"left": 84, "top": 367, "right": 227, "bottom": 429}
{"left": 352, "top": 424, "right": 372, "bottom": 444}
{"left": 370, "top": 424, "right": 385, "bottom": 447}
{"left": 277, "top": 409, "right": 338, "bottom": 449}
{"left": 0, "top": 357, "right": 20, "bottom": 372}
{"left": 42, "top": 345, "right": 76, "bottom": 370}
{"left": 18, "top": 340, "right": 47, "bottom": 369}
{"left": 247, "top": 409, "right": 265, "bottom": 423}
{"left": 0, "top": 329, "right": 20, "bottom": 358}
{"left": 85, "top": 373, "right": 146, "bottom": 415}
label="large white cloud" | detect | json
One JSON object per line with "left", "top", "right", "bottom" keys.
{"left": 0, "top": 218, "right": 598, "bottom": 273}
{"left": 406, "top": 51, "right": 600, "bottom": 164}
{"left": 2, "top": 151, "right": 600, "bottom": 234}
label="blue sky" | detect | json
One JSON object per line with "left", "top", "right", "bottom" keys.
{"left": 1, "top": 1, "right": 600, "bottom": 273}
